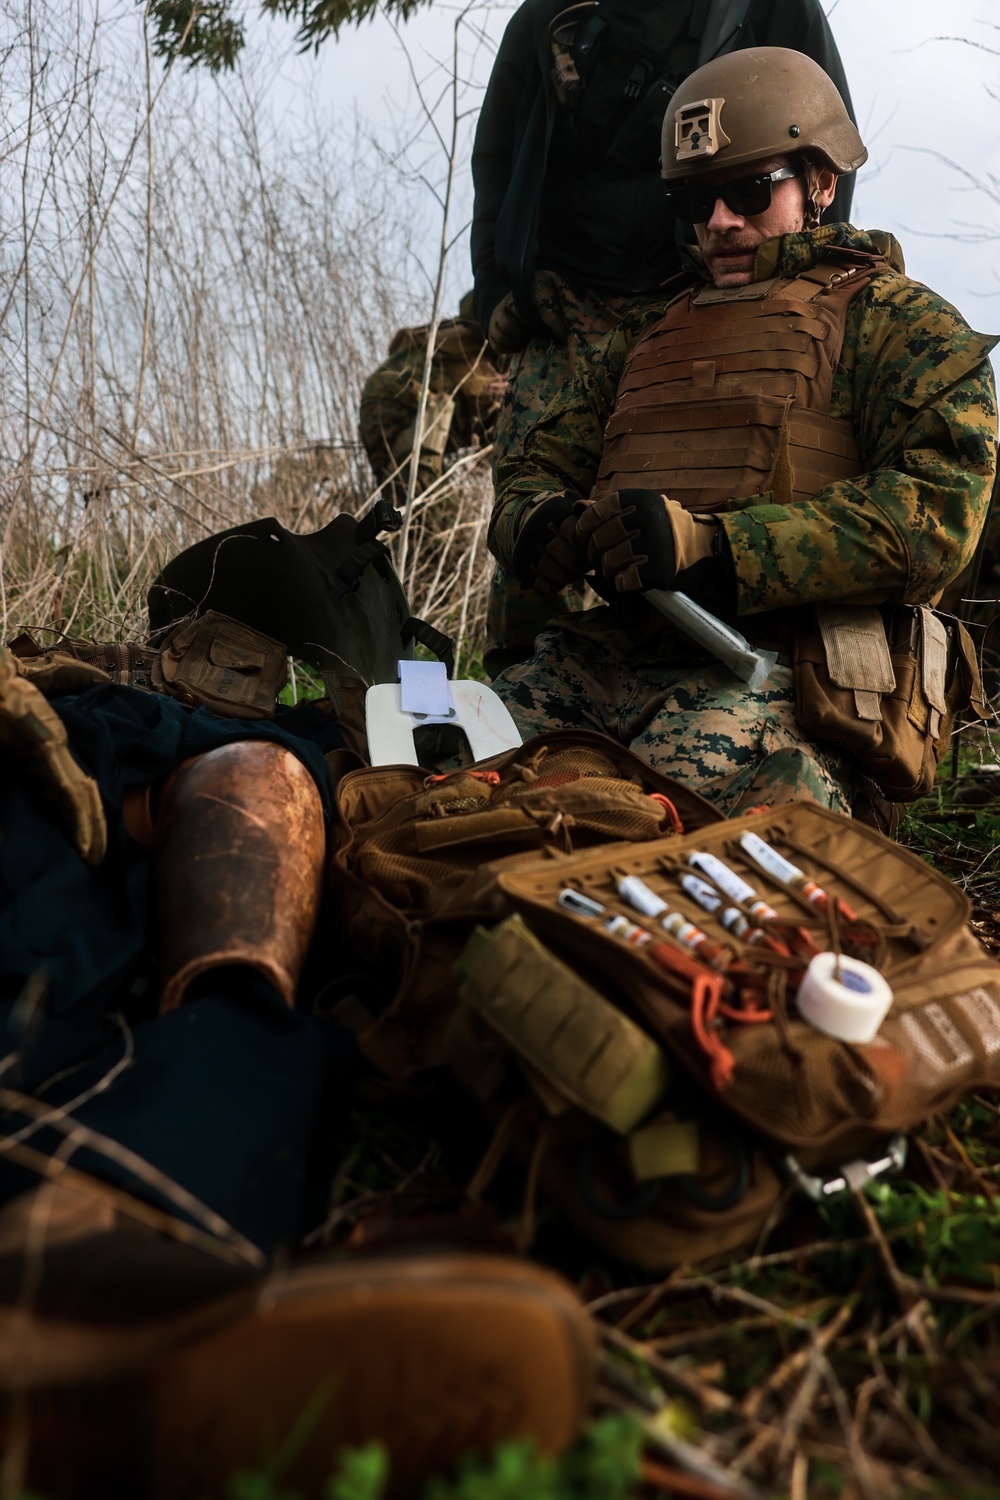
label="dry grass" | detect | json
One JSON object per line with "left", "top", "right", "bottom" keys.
{"left": 0, "top": 0, "right": 495, "bottom": 675}
{"left": 4, "top": 6, "right": 1000, "bottom": 1499}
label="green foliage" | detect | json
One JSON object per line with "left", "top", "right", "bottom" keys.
{"left": 815, "top": 1172, "right": 1000, "bottom": 1292}
{"left": 420, "top": 1414, "right": 644, "bottom": 1500}
{"left": 145, "top": 0, "right": 435, "bottom": 71}
{"left": 278, "top": 659, "right": 328, "bottom": 706}
{"left": 147, "top": 0, "right": 245, "bottom": 72}
{"left": 261, "top": 0, "right": 434, "bottom": 51}
{"left": 205, "top": 1416, "right": 642, "bottom": 1500}
{"left": 901, "top": 805, "right": 1000, "bottom": 876}
{"left": 866, "top": 1179, "right": 1000, "bottom": 1289}
{"left": 326, "top": 1444, "right": 390, "bottom": 1500}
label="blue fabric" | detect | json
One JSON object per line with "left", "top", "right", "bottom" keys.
{"left": 0, "top": 686, "right": 353, "bottom": 1255}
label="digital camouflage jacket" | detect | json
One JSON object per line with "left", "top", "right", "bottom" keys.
{"left": 490, "top": 225, "right": 998, "bottom": 660}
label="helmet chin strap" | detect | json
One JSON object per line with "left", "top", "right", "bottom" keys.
{"left": 803, "top": 162, "right": 823, "bottom": 230}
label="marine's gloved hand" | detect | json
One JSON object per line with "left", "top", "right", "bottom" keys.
{"left": 576, "top": 489, "right": 734, "bottom": 606}
{"left": 511, "top": 494, "right": 589, "bottom": 595}
{"left": 0, "top": 645, "right": 107, "bottom": 865}
{"left": 488, "top": 292, "right": 532, "bottom": 356}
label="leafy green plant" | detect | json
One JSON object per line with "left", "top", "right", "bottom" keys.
{"left": 146, "top": 0, "right": 436, "bottom": 73}
{"left": 216, "top": 1415, "right": 643, "bottom": 1500}
{"left": 326, "top": 1444, "right": 390, "bottom": 1500}
{"left": 421, "top": 1414, "right": 644, "bottom": 1500}
{"left": 866, "top": 1179, "right": 1000, "bottom": 1288}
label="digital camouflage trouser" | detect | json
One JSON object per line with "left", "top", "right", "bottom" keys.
{"left": 485, "top": 273, "right": 656, "bottom": 679}
{"left": 493, "top": 629, "right": 856, "bottom": 816}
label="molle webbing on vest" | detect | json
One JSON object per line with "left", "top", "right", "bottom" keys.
{"left": 594, "top": 256, "right": 888, "bottom": 512}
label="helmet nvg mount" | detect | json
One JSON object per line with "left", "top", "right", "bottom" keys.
{"left": 661, "top": 47, "right": 866, "bottom": 184}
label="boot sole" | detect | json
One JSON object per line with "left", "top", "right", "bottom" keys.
{"left": 2, "top": 1254, "right": 595, "bottom": 1499}
{"left": 152, "top": 1254, "right": 595, "bottom": 1497}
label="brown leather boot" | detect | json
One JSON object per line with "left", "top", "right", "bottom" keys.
{"left": 152, "top": 740, "right": 325, "bottom": 1013}
{"left": 1, "top": 1251, "right": 596, "bottom": 1500}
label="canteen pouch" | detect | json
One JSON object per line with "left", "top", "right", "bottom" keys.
{"left": 151, "top": 610, "right": 287, "bottom": 720}
{"left": 793, "top": 604, "right": 990, "bottom": 800}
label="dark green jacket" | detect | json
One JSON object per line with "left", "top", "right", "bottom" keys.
{"left": 471, "top": 0, "right": 856, "bottom": 334}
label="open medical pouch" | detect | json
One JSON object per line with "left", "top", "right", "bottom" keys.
{"left": 328, "top": 736, "right": 1000, "bottom": 1269}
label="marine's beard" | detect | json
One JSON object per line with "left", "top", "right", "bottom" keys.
{"left": 701, "top": 230, "right": 762, "bottom": 287}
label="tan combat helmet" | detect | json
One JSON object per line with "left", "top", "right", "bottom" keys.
{"left": 661, "top": 47, "right": 866, "bottom": 182}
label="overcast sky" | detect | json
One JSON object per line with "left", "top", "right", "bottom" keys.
{"left": 250, "top": 1, "right": 999, "bottom": 352}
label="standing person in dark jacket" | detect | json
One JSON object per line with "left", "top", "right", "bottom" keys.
{"left": 473, "top": 0, "right": 855, "bottom": 675}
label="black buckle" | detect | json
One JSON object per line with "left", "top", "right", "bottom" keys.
{"left": 401, "top": 617, "right": 455, "bottom": 679}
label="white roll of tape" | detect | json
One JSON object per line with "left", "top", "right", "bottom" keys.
{"left": 796, "top": 953, "right": 893, "bottom": 1044}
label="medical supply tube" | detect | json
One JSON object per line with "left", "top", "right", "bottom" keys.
{"left": 688, "top": 852, "right": 781, "bottom": 924}
{"left": 616, "top": 874, "right": 727, "bottom": 966}
{"left": 738, "top": 832, "right": 858, "bottom": 921}
{"left": 558, "top": 887, "right": 651, "bottom": 946}
{"left": 644, "top": 589, "right": 778, "bottom": 691}
{"left": 681, "top": 873, "right": 788, "bottom": 952}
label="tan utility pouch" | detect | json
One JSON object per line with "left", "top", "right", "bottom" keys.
{"left": 151, "top": 611, "right": 287, "bottom": 720}
{"left": 793, "top": 604, "right": 991, "bottom": 799}
{"left": 390, "top": 392, "right": 457, "bottom": 463}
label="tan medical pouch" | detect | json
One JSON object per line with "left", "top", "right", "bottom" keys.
{"left": 151, "top": 610, "right": 287, "bottom": 720}
{"left": 328, "top": 738, "right": 1000, "bottom": 1270}
{"left": 471, "top": 802, "right": 1000, "bottom": 1268}
{"left": 493, "top": 801, "right": 1000, "bottom": 1151}
{"left": 793, "top": 603, "right": 990, "bottom": 799}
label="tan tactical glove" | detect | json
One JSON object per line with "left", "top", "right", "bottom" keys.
{"left": 511, "top": 495, "right": 589, "bottom": 596}
{"left": 487, "top": 292, "right": 533, "bottom": 356}
{"left": 14, "top": 648, "right": 110, "bottom": 697}
{"left": 576, "top": 489, "right": 721, "bottom": 593}
{"left": 0, "top": 645, "right": 107, "bottom": 864}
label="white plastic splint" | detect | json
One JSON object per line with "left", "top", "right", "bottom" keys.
{"left": 365, "top": 659, "right": 522, "bottom": 767}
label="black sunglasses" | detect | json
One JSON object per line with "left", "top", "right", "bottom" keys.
{"left": 665, "top": 165, "right": 801, "bottom": 224}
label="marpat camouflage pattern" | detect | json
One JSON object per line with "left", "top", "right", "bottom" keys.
{"left": 489, "top": 226, "right": 998, "bottom": 807}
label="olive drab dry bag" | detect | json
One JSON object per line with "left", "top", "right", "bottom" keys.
{"left": 148, "top": 512, "right": 414, "bottom": 690}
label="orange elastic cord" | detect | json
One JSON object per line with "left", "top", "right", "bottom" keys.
{"left": 425, "top": 770, "right": 501, "bottom": 786}
{"left": 644, "top": 938, "right": 735, "bottom": 1088}
{"left": 791, "top": 926, "right": 822, "bottom": 959}
{"left": 648, "top": 793, "right": 684, "bottom": 835}
{"left": 719, "top": 1001, "right": 772, "bottom": 1024}
{"left": 689, "top": 972, "right": 735, "bottom": 1092}
{"left": 718, "top": 971, "right": 772, "bottom": 1024}
{"left": 742, "top": 927, "right": 791, "bottom": 958}
{"left": 797, "top": 877, "right": 859, "bottom": 927}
